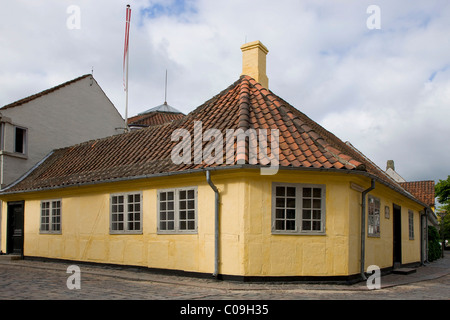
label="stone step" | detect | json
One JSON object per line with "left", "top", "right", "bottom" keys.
{"left": 392, "top": 268, "right": 417, "bottom": 275}
{"left": 0, "top": 254, "right": 22, "bottom": 261}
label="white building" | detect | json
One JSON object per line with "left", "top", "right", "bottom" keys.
{"left": 0, "top": 74, "right": 125, "bottom": 188}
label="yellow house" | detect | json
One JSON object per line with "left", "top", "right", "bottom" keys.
{"left": 0, "top": 41, "right": 433, "bottom": 283}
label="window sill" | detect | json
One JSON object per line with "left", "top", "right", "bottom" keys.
{"left": 271, "top": 231, "right": 326, "bottom": 236}
{"left": 0, "top": 150, "right": 28, "bottom": 159}
{"left": 157, "top": 231, "right": 198, "bottom": 235}
{"left": 110, "top": 231, "right": 143, "bottom": 235}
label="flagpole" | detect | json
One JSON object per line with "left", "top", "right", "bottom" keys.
{"left": 125, "top": 35, "right": 129, "bottom": 131}
{"left": 124, "top": 4, "right": 131, "bottom": 132}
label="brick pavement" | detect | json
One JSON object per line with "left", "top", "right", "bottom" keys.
{"left": 0, "top": 254, "right": 449, "bottom": 300}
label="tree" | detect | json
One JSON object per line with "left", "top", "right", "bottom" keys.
{"left": 435, "top": 176, "right": 450, "bottom": 255}
{"left": 428, "top": 226, "right": 441, "bottom": 261}
{"left": 435, "top": 175, "right": 450, "bottom": 212}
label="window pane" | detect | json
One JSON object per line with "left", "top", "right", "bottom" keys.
{"left": 313, "top": 210, "right": 321, "bottom": 219}
{"left": 286, "top": 209, "right": 295, "bottom": 219}
{"left": 188, "top": 200, "right": 195, "bottom": 209}
{"left": 276, "top": 209, "right": 285, "bottom": 219}
{"left": 276, "top": 198, "right": 285, "bottom": 207}
{"left": 276, "top": 186, "right": 285, "bottom": 196}
{"left": 303, "top": 209, "right": 311, "bottom": 219}
{"left": 303, "top": 199, "right": 311, "bottom": 208}
{"left": 275, "top": 220, "right": 285, "bottom": 230}
{"left": 286, "top": 198, "right": 295, "bottom": 208}
{"left": 180, "top": 190, "right": 186, "bottom": 200}
{"left": 303, "top": 188, "right": 311, "bottom": 197}
{"left": 187, "top": 190, "right": 194, "bottom": 199}
{"left": 313, "top": 188, "right": 321, "bottom": 198}
{"left": 286, "top": 187, "right": 295, "bottom": 197}
{"left": 180, "top": 201, "right": 186, "bottom": 210}
{"left": 312, "top": 221, "right": 321, "bottom": 231}
{"left": 286, "top": 220, "right": 296, "bottom": 230}
{"left": 313, "top": 199, "right": 321, "bottom": 209}
{"left": 302, "top": 221, "right": 311, "bottom": 231}
{"left": 188, "top": 221, "right": 195, "bottom": 230}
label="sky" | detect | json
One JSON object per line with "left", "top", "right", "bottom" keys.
{"left": 1, "top": 0, "right": 449, "bottom": 185}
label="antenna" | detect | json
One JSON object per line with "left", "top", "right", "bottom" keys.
{"left": 90, "top": 66, "right": 94, "bottom": 86}
{"left": 164, "top": 69, "right": 168, "bottom": 105}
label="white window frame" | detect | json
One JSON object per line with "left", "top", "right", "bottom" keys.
{"left": 271, "top": 183, "right": 326, "bottom": 235}
{"left": 157, "top": 187, "right": 198, "bottom": 234}
{"left": 368, "top": 195, "right": 381, "bottom": 237}
{"left": 408, "top": 210, "right": 414, "bottom": 240}
{"left": 110, "top": 192, "right": 143, "bottom": 234}
{"left": 14, "top": 125, "right": 27, "bottom": 155}
{"left": 40, "top": 199, "right": 62, "bottom": 234}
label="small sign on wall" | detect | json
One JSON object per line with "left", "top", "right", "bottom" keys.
{"left": 385, "top": 206, "right": 390, "bottom": 219}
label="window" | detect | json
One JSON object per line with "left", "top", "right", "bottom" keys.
{"left": 0, "top": 122, "right": 5, "bottom": 151}
{"left": 40, "top": 200, "right": 61, "bottom": 234}
{"left": 408, "top": 210, "right": 414, "bottom": 240}
{"left": 110, "top": 192, "right": 142, "bottom": 234}
{"left": 272, "top": 183, "right": 325, "bottom": 234}
{"left": 158, "top": 187, "right": 197, "bottom": 233}
{"left": 368, "top": 195, "right": 380, "bottom": 237}
{"left": 14, "top": 126, "right": 27, "bottom": 154}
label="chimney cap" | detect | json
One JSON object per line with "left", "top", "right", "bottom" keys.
{"left": 240, "top": 40, "right": 269, "bottom": 54}
{"left": 386, "top": 160, "right": 395, "bottom": 171}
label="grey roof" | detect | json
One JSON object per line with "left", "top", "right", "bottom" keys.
{"left": 138, "top": 102, "right": 182, "bottom": 115}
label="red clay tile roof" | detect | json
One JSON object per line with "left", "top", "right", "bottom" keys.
{"left": 0, "top": 75, "right": 428, "bottom": 203}
{"left": 1, "top": 74, "right": 92, "bottom": 110}
{"left": 128, "top": 111, "right": 185, "bottom": 127}
{"left": 400, "top": 181, "right": 435, "bottom": 207}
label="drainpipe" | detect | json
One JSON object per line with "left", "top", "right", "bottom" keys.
{"left": 361, "top": 179, "right": 375, "bottom": 280}
{"left": 206, "top": 170, "right": 220, "bottom": 278}
{"left": 422, "top": 207, "right": 429, "bottom": 265}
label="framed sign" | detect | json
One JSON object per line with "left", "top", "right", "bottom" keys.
{"left": 385, "top": 206, "right": 390, "bottom": 219}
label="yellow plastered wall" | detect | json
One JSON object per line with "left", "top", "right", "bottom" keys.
{"left": 348, "top": 177, "right": 423, "bottom": 274}
{"left": 243, "top": 171, "right": 353, "bottom": 277}
{"left": 1, "top": 171, "right": 246, "bottom": 276}
{"left": 1, "top": 169, "right": 423, "bottom": 277}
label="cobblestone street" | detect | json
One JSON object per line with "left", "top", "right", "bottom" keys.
{"left": 0, "top": 256, "right": 449, "bottom": 301}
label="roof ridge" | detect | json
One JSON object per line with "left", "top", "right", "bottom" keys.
{"left": 1, "top": 74, "right": 92, "bottom": 110}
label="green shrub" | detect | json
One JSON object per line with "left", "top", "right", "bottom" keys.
{"left": 428, "top": 226, "right": 441, "bottom": 262}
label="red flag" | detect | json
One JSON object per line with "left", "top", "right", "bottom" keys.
{"left": 123, "top": 5, "right": 131, "bottom": 91}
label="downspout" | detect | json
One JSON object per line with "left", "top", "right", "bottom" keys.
{"left": 425, "top": 208, "right": 429, "bottom": 263}
{"left": 206, "top": 170, "right": 220, "bottom": 278}
{"left": 421, "top": 207, "right": 429, "bottom": 265}
{"left": 361, "top": 179, "right": 375, "bottom": 280}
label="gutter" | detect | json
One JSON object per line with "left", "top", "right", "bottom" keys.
{"left": 361, "top": 178, "right": 375, "bottom": 280}
{"left": 0, "top": 165, "right": 429, "bottom": 209}
{"left": 206, "top": 170, "right": 220, "bottom": 278}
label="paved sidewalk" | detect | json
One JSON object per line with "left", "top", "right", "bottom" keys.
{"left": 0, "top": 254, "right": 449, "bottom": 292}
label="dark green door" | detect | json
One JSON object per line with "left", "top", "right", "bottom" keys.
{"left": 7, "top": 201, "right": 24, "bottom": 255}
